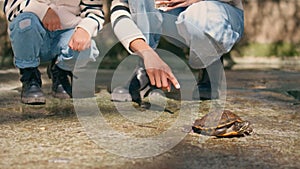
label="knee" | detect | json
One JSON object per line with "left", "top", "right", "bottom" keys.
{"left": 9, "top": 12, "right": 44, "bottom": 35}
{"left": 176, "top": 1, "right": 210, "bottom": 31}
{"left": 175, "top": 1, "right": 212, "bottom": 44}
{"left": 176, "top": 1, "right": 242, "bottom": 48}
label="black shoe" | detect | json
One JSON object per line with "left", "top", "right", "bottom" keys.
{"left": 20, "top": 68, "right": 46, "bottom": 104}
{"left": 193, "top": 57, "right": 224, "bottom": 100}
{"left": 47, "top": 61, "right": 72, "bottom": 99}
{"left": 111, "top": 67, "right": 151, "bottom": 104}
{"left": 192, "top": 69, "right": 219, "bottom": 100}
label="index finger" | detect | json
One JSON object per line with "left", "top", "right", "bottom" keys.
{"left": 167, "top": 72, "right": 180, "bottom": 89}
{"left": 155, "top": 0, "right": 171, "bottom": 5}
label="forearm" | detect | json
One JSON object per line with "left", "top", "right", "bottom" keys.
{"left": 78, "top": 0, "right": 105, "bottom": 37}
{"left": 211, "top": 0, "right": 243, "bottom": 10}
{"left": 129, "top": 39, "right": 152, "bottom": 56}
{"left": 110, "top": 0, "right": 147, "bottom": 54}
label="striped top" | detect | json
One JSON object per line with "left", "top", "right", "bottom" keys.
{"left": 3, "top": 0, "right": 105, "bottom": 37}
{"left": 110, "top": 0, "right": 243, "bottom": 53}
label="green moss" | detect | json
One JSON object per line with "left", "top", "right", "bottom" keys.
{"left": 236, "top": 42, "right": 300, "bottom": 57}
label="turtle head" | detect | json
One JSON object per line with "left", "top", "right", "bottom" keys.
{"left": 236, "top": 121, "right": 253, "bottom": 135}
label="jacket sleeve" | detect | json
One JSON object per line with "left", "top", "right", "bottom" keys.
{"left": 110, "top": 0, "right": 146, "bottom": 54}
{"left": 77, "top": 0, "right": 105, "bottom": 37}
{"left": 3, "top": 0, "right": 49, "bottom": 22}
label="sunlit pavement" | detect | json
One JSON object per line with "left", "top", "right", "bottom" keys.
{"left": 0, "top": 61, "right": 299, "bottom": 169}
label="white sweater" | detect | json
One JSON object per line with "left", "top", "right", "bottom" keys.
{"left": 3, "top": 0, "right": 105, "bottom": 37}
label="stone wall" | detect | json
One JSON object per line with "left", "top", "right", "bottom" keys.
{"left": 0, "top": 3, "right": 12, "bottom": 63}
{"left": 243, "top": 0, "right": 300, "bottom": 43}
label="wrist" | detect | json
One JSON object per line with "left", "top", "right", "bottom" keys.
{"left": 129, "top": 38, "right": 152, "bottom": 54}
{"left": 138, "top": 49, "right": 160, "bottom": 61}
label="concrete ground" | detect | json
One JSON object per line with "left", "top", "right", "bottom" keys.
{"left": 0, "top": 59, "right": 300, "bottom": 169}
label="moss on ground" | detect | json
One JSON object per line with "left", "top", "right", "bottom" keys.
{"left": 236, "top": 42, "right": 300, "bottom": 57}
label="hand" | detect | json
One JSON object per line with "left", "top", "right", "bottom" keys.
{"left": 155, "top": 0, "right": 201, "bottom": 11}
{"left": 68, "top": 27, "right": 91, "bottom": 51}
{"left": 130, "top": 39, "right": 180, "bottom": 91}
{"left": 42, "top": 8, "right": 62, "bottom": 31}
{"left": 139, "top": 49, "right": 180, "bottom": 92}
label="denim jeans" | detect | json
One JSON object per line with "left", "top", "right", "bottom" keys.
{"left": 128, "top": 0, "right": 244, "bottom": 68}
{"left": 8, "top": 12, "right": 99, "bottom": 71}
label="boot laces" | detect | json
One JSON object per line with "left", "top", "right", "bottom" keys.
{"left": 21, "top": 68, "right": 42, "bottom": 88}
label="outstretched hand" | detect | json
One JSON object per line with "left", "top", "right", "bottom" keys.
{"left": 139, "top": 49, "right": 180, "bottom": 91}
{"left": 130, "top": 39, "right": 180, "bottom": 91}
{"left": 155, "top": 0, "right": 201, "bottom": 11}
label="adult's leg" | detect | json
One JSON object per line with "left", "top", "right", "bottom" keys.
{"left": 9, "top": 12, "right": 48, "bottom": 104}
{"left": 176, "top": 1, "right": 244, "bottom": 68}
{"left": 175, "top": 1, "right": 244, "bottom": 99}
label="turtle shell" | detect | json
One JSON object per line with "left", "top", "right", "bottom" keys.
{"left": 192, "top": 110, "right": 252, "bottom": 137}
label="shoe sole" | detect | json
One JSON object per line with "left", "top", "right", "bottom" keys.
{"left": 111, "top": 85, "right": 152, "bottom": 102}
{"left": 52, "top": 92, "right": 71, "bottom": 99}
{"left": 111, "top": 92, "right": 132, "bottom": 102}
{"left": 21, "top": 97, "right": 46, "bottom": 105}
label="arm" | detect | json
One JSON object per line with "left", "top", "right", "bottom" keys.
{"left": 77, "top": 0, "right": 105, "bottom": 37}
{"left": 155, "top": 0, "right": 243, "bottom": 11}
{"left": 69, "top": 0, "right": 105, "bottom": 51}
{"left": 213, "top": 0, "right": 243, "bottom": 9}
{"left": 110, "top": 0, "right": 146, "bottom": 54}
{"left": 3, "top": 0, "right": 49, "bottom": 22}
{"left": 155, "top": 0, "right": 201, "bottom": 11}
{"left": 110, "top": 0, "right": 180, "bottom": 90}
{"left": 4, "top": 0, "right": 61, "bottom": 33}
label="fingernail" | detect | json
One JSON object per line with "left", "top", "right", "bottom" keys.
{"left": 175, "top": 84, "right": 180, "bottom": 89}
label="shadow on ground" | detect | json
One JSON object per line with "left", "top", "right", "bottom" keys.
{"left": 0, "top": 65, "right": 299, "bottom": 169}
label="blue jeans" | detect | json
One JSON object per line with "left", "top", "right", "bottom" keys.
{"left": 128, "top": 0, "right": 244, "bottom": 68}
{"left": 8, "top": 12, "right": 99, "bottom": 71}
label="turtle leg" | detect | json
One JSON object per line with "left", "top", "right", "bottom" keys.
{"left": 212, "top": 127, "right": 228, "bottom": 136}
{"left": 217, "top": 131, "right": 241, "bottom": 137}
{"left": 216, "top": 123, "right": 247, "bottom": 137}
{"left": 192, "top": 126, "right": 213, "bottom": 136}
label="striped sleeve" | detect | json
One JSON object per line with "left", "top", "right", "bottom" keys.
{"left": 78, "top": 0, "right": 105, "bottom": 37}
{"left": 110, "top": 0, "right": 146, "bottom": 54}
{"left": 3, "top": 0, "right": 49, "bottom": 22}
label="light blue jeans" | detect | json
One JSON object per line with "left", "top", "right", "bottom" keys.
{"left": 128, "top": 0, "right": 244, "bottom": 68}
{"left": 8, "top": 12, "right": 99, "bottom": 71}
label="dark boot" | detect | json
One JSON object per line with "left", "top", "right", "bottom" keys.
{"left": 20, "top": 67, "right": 46, "bottom": 104}
{"left": 111, "top": 66, "right": 151, "bottom": 105}
{"left": 193, "top": 56, "right": 224, "bottom": 100}
{"left": 47, "top": 61, "right": 72, "bottom": 99}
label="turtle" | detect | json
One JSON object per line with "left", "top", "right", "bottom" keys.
{"left": 192, "top": 110, "right": 253, "bottom": 137}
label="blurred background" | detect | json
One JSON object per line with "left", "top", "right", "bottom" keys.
{"left": 0, "top": 0, "right": 299, "bottom": 69}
